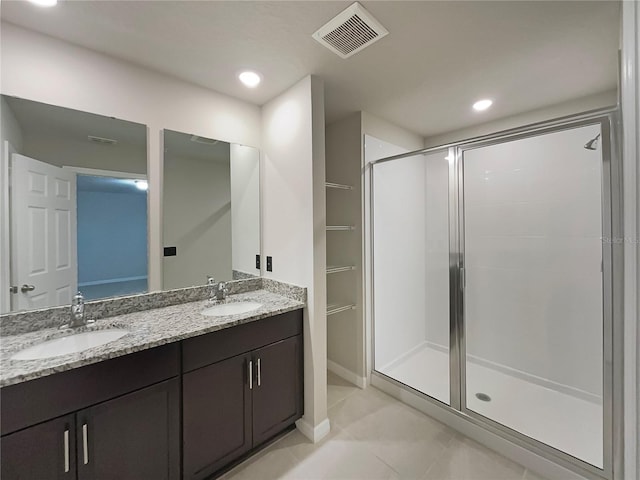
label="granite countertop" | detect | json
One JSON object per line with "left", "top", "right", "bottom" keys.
{"left": 0, "top": 289, "right": 304, "bottom": 388}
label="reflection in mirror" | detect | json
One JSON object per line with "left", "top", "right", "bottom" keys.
{"left": 0, "top": 95, "right": 148, "bottom": 313}
{"left": 162, "top": 130, "right": 260, "bottom": 290}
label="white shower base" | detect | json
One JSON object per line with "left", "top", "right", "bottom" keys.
{"left": 379, "top": 344, "right": 603, "bottom": 468}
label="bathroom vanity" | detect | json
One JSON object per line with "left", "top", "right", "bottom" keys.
{"left": 0, "top": 283, "right": 304, "bottom": 480}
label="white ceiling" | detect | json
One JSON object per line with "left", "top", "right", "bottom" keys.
{"left": 4, "top": 95, "right": 146, "bottom": 147}
{"left": 0, "top": 1, "right": 620, "bottom": 137}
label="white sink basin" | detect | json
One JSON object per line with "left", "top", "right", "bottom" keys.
{"left": 201, "top": 302, "right": 262, "bottom": 317}
{"left": 11, "top": 329, "right": 129, "bottom": 361}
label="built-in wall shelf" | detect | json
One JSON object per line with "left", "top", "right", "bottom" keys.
{"left": 327, "top": 303, "right": 356, "bottom": 316}
{"left": 326, "top": 182, "right": 354, "bottom": 190}
{"left": 327, "top": 265, "right": 356, "bottom": 274}
{"left": 327, "top": 225, "right": 355, "bottom": 231}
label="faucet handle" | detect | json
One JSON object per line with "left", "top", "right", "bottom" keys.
{"left": 207, "top": 275, "right": 215, "bottom": 285}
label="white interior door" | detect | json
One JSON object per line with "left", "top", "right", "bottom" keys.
{"left": 11, "top": 153, "right": 77, "bottom": 310}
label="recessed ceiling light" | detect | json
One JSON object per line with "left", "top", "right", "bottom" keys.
{"left": 28, "top": 0, "right": 57, "bottom": 6}
{"left": 238, "top": 71, "right": 261, "bottom": 88}
{"left": 473, "top": 99, "right": 493, "bottom": 112}
{"left": 135, "top": 180, "right": 148, "bottom": 191}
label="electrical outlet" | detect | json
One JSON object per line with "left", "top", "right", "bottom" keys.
{"left": 255, "top": 254, "right": 261, "bottom": 269}
{"left": 266, "top": 256, "right": 273, "bottom": 272}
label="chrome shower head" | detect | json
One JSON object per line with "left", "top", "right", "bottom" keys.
{"left": 584, "top": 133, "right": 601, "bottom": 150}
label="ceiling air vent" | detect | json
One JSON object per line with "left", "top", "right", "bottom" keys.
{"left": 313, "top": 2, "right": 388, "bottom": 59}
{"left": 88, "top": 135, "right": 117, "bottom": 146}
{"left": 190, "top": 135, "right": 219, "bottom": 145}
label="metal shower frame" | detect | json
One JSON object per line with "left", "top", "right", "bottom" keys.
{"left": 368, "top": 108, "right": 622, "bottom": 480}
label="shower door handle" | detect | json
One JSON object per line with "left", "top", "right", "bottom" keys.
{"left": 460, "top": 267, "right": 465, "bottom": 290}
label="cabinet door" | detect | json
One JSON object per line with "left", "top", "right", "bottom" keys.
{"left": 1, "top": 414, "right": 75, "bottom": 480}
{"left": 252, "top": 335, "right": 303, "bottom": 446}
{"left": 183, "top": 353, "right": 252, "bottom": 480}
{"left": 76, "top": 378, "right": 179, "bottom": 480}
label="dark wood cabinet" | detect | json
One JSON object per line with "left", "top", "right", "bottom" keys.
{"left": 76, "top": 378, "right": 180, "bottom": 480}
{"left": 0, "top": 345, "right": 180, "bottom": 480}
{"left": 182, "top": 310, "right": 303, "bottom": 480}
{"left": 0, "top": 380, "right": 179, "bottom": 480}
{"left": 1, "top": 414, "right": 75, "bottom": 480}
{"left": 1, "top": 309, "right": 303, "bottom": 480}
{"left": 183, "top": 354, "right": 252, "bottom": 480}
{"left": 252, "top": 335, "right": 303, "bottom": 446}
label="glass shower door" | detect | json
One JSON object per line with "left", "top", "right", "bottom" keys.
{"left": 373, "top": 150, "right": 451, "bottom": 405}
{"left": 461, "top": 123, "right": 607, "bottom": 468}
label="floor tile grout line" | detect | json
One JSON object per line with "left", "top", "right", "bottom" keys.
{"left": 220, "top": 428, "right": 299, "bottom": 479}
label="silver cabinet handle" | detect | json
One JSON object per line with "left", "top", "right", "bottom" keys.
{"left": 20, "top": 284, "right": 35, "bottom": 293}
{"left": 63, "top": 429, "right": 70, "bottom": 473}
{"left": 248, "top": 360, "right": 253, "bottom": 390}
{"left": 257, "top": 358, "right": 261, "bottom": 387}
{"left": 82, "top": 423, "right": 89, "bottom": 465}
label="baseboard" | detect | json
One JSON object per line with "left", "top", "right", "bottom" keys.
{"left": 371, "top": 373, "right": 591, "bottom": 480}
{"left": 295, "top": 417, "right": 331, "bottom": 443}
{"left": 327, "top": 359, "right": 367, "bottom": 389}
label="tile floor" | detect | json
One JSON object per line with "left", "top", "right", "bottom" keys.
{"left": 220, "top": 372, "right": 549, "bottom": 480}
{"left": 382, "top": 344, "right": 602, "bottom": 467}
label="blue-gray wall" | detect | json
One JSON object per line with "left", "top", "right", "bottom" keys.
{"left": 77, "top": 190, "right": 147, "bottom": 284}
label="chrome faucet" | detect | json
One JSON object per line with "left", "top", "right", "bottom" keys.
{"left": 61, "top": 291, "right": 92, "bottom": 329}
{"left": 207, "top": 275, "right": 229, "bottom": 303}
{"left": 207, "top": 276, "right": 217, "bottom": 302}
{"left": 215, "top": 281, "right": 229, "bottom": 302}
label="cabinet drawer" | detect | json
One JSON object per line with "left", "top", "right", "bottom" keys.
{"left": 182, "top": 309, "right": 302, "bottom": 373}
{"left": 1, "top": 343, "right": 179, "bottom": 436}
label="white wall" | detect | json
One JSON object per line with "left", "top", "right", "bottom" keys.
{"left": 362, "top": 112, "right": 425, "bottom": 152}
{"left": 0, "top": 97, "right": 24, "bottom": 153}
{"left": 361, "top": 116, "right": 425, "bottom": 380}
{"left": 424, "top": 90, "right": 617, "bottom": 148}
{"left": 325, "top": 113, "right": 364, "bottom": 381}
{"left": 0, "top": 97, "right": 24, "bottom": 313}
{"left": 372, "top": 151, "right": 428, "bottom": 368}
{"left": 1, "top": 23, "right": 261, "bottom": 291}
{"left": 368, "top": 148, "right": 450, "bottom": 369}
{"left": 163, "top": 152, "right": 232, "bottom": 289}
{"left": 463, "top": 124, "right": 604, "bottom": 398}
{"left": 423, "top": 150, "right": 451, "bottom": 349}
{"left": 261, "top": 75, "right": 328, "bottom": 439}
{"left": 230, "top": 144, "right": 260, "bottom": 277}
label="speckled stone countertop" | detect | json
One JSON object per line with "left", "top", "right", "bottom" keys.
{"left": 0, "top": 289, "right": 304, "bottom": 388}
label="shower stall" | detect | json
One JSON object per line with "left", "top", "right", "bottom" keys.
{"left": 368, "top": 111, "right": 620, "bottom": 480}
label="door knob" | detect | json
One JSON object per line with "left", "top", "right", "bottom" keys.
{"left": 20, "top": 284, "right": 35, "bottom": 293}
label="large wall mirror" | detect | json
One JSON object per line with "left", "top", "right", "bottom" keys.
{"left": 162, "top": 130, "right": 260, "bottom": 290}
{"left": 0, "top": 95, "right": 148, "bottom": 313}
